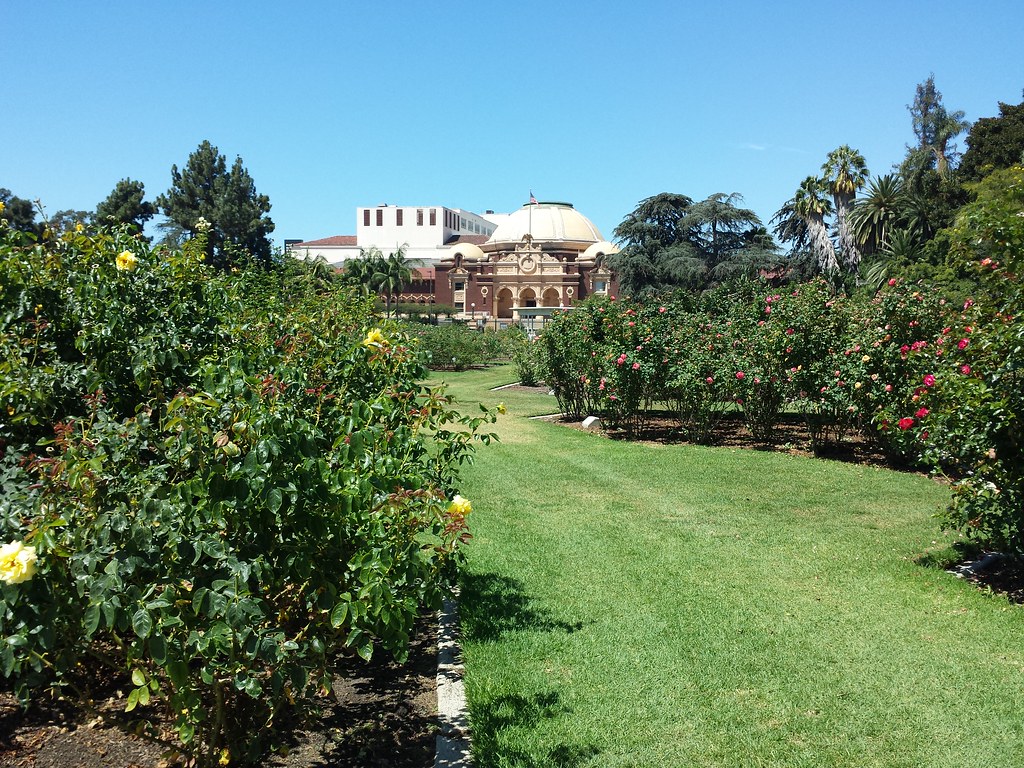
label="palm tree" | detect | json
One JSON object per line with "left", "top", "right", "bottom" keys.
{"left": 821, "top": 145, "right": 870, "bottom": 272}
{"left": 371, "top": 246, "right": 413, "bottom": 317}
{"left": 342, "top": 248, "right": 383, "bottom": 294}
{"left": 931, "top": 108, "right": 971, "bottom": 179}
{"left": 851, "top": 174, "right": 907, "bottom": 255}
{"left": 792, "top": 176, "right": 838, "bottom": 276}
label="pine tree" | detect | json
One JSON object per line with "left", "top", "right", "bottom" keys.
{"left": 95, "top": 178, "right": 155, "bottom": 234}
{"left": 158, "top": 141, "right": 274, "bottom": 267}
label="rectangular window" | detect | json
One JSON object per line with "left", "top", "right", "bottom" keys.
{"left": 454, "top": 281, "right": 465, "bottom": 291}
{"left": 430, "top": 208, "right": 437, "bottom": 226}
{"left": 363, "top": 209, "right": 370, "bottom": 227}
{"left": 396, "top": 209, "right": 404, "bottom": 226}
{"left": 376, "top": 209, "right": 383, "bottom": 226}
{"left": 417, "top": 208, "right": 423, "bottom": 226}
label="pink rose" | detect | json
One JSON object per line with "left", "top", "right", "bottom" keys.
{"left": 957, "top": 338, "right": 969, "bottom": 350}
{"left": 898, "top": 417, "right": 915, "bottom": 430}
{"left": 923, "top": 374, "right": 936, "bottom": 387}
{"left": 735, "top": 371, "right": 745, "bottom": 380}
{"left": 960, "top": 364, "right": 971, "bottom": 375}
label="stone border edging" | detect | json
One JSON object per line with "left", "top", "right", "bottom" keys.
{"left": 435, "top": 595, "right": 472, "bottom": 767}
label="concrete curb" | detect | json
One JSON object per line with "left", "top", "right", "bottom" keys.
{"left": 435, "top": 596, "right": 472, "bottom": 767}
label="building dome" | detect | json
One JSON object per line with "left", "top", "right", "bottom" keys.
{"left": 487, "top": 202, "right": 606, "bottom": 244}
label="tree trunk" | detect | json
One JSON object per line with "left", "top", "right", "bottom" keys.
{"left": 808, "top": 215, "right": 838, "bottom": 275}
{"left": 834, "top": 193, "right": 861, "bottom": 272}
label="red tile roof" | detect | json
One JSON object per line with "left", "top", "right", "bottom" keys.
{"left": 444, "top": 234, "right": 489, "bottom": 245}
{"left": 294, "top": 235, "right": 357, "bottom": 247}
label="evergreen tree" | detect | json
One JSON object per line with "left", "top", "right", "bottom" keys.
{"left": 960, "top": 98, "right": 1024, "bottom": 181}
{"left": 611, "top": 192, "right": 772, "bottom": 292}
{"left": 95, "top": 178, "right": 155, "bottom": 234}
{"left": 0, "top": 188, "right": 42, "bottom": 236}
{"left": 908, "top": 75, "right": 969, "bottom": 179}
{"left": 157, "top": 140, "right": 274, "bottom": 267}
{"left": 49, "top": 209, "right": 91, "bottom": 234}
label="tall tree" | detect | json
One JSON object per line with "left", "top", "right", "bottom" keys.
{"left": 686, "top": 192, "right": 774, "bottom": 282}
{"left": 610, "top": 193, "right": 698, "bottom": 293}
{"left": 0, "top": 188, "right": 41, "bottom": 236}
{"left": 821, "top": 145, "right": 869, "bottom": 272}
{"left": 959, "top": 98, "right": 1024, "bottom": 181}
{"left": 157, "top": 140, "right": 275, "bottom": 267}
{"left": 95, "top": 178, "right": 155, "bottom": 234}
{"left": 791, "top": 176, "right": 838, "bottom": 276}
{"left": 49, "top": 209, "right": 91, "bottom": 234}
{"left": 908, "top": 75, "right": 970, "bottom": 179}
{"left": 371, "top": 247, "right": 413, "bottom": 317}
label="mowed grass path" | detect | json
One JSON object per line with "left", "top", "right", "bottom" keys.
{"left": 436, "top": 366, "right": 1024, "bottom": 768}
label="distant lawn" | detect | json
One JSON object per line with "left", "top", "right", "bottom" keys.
{"left": 438, "top": 366, "right": 1024, "bottom": 768}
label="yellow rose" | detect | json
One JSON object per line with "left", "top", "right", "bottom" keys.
{"left": 75, "top": 222, "right": 84, "bottom": 233}
{"left": 447, "top": 495, "right": 472, "bottom": 517}
{"left": 861, "top": 355, "right": 870, "bottom": 363}
{"left": 362, "top": 328, "right": 386, "bottom": 348}
{"left": 496, "top": 402, "right": 507, "bottom": 415}
{"left": 0, "top": 540, "right": 38, "bottom": 584}
{"left": 0, "top": 200, "right": 6, "bottom": 213}
{"left": 116, "top": 250, "right": 138, "bottom": 272}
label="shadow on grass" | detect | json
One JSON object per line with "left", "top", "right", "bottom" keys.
{"left": 470, "top": 691, "right": 601, "bottom": 768}
{"left": 459, "top": 571, "right": 585, "bottom": 643}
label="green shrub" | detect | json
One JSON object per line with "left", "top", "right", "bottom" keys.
{"left": 411, "top": 323, "right": 486, "bottom": 370}
{"left": 0, "top": 222, "right": 497, "bottom": 765}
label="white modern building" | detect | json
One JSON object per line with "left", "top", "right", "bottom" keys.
{"left": 289, "top": 205, "right": 506, "bottom": 265}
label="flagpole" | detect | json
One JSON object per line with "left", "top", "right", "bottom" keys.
{"left": 528, "top": 190, "right": 533, "bottom": 240}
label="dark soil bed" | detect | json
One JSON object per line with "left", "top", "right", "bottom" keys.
{"left": 545, "top": 408, "right": 908, "bottom": 471}
{"left": 0, "top": 615, "right": 439, "bottom": 768}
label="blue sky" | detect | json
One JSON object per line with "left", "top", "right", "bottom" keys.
{"left": 2, "top": 1, "right": 1021, "bottom": 246}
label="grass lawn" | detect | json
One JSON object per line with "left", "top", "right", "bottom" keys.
{"left": 437, "top": 365, "right": 1024, "bottom": 768}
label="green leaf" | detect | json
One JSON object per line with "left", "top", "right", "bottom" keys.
{"left": 149, "top": 633, "right": 167, "bottom": 665}
{"left": 167, "top": 660, "right": 189, "bottom": 687}
{"left": 356, "top": 637, "right": 374, "bottom": 662}
{"left": 125, "top": 687, "right": 140, "bottom": 712}
{"left": 131, "top": 668, "right": 146, "bottom": 687}
{"left": 0, "top": 645, "right": 14, "bottom": 677}
{"left": 83, "top": 603, "right": 101, "bottom": 636}
{"left": 267, "top": 487, "right": 283, "bottom": 514}
{"left": 132, "top": 608, "right": 153, "bottom": 639}
{"left": 329, "top": 601, "right": 349, "bottom": 628}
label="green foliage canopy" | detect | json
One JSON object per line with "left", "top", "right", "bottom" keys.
{"left": 157, "top": 140, "right": 275, "bottom": 268}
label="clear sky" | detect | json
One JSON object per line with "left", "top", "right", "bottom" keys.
{"left": 2, "top": 1, "right": 1021, "bottom": 247}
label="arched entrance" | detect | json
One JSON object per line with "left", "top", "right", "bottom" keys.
{"left": 496, "top": 288, "right": 514, "bottom": 319}
{"left": 542, "top": 287, "right": 560, "bottom": 307}
{"left": 519, "top": 287, "right": 537, "bottom": 308}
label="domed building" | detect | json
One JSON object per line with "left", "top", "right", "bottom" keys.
{"left": 433, "top": 201, "right": 618, "bottom": 326}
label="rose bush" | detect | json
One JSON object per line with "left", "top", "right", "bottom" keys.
{"left": 0, "top": 221, "right": 496, "bottom": 765}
